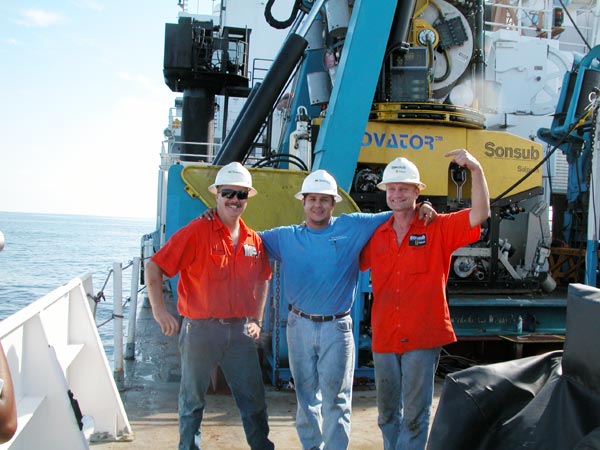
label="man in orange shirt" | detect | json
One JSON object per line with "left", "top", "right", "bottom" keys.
{"left": 145, "top": 162, "right": 274, "bottom": 450}
{"left": 360, "top": 150, "right": 490, "bottom": 450}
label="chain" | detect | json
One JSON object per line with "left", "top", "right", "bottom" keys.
{"left": 587, "top": 100, "right": 598, "bottom": 186}
{"left": 589, "top": 105, "right": 598, "bottom": 179}
{"left": 274, "top": 261, "right": 282, "bottom": 389}
{"left": 587, "top": 102, "right": 599, "bottom": 243}
{"left": 582, "top": 94, "right": 599, "bottom": 240}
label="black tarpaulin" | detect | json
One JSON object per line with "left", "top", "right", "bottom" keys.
{"left": 427, "top": 284, "right": 600, "bottom": 450}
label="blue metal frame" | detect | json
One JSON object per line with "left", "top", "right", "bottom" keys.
{"left": 312, "top": 0, "right": 399, "bottom": 191}
{"left": 547, "top": 47, "right": 600, "bottom": 137}
{"left": 449, "top": 297, "right": 567, "bottom": 336}
{"left": 164, "top": 164, "right": 209, "bottom": 295}
{"left": 538, "top": 46, "right": 600, "bottom": 285}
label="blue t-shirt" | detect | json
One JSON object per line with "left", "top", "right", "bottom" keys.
{"left": 259, "top": 212, "right": 390, "bottom": 314}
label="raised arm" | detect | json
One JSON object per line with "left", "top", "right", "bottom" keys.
{"left": 444, "top": 149, "right": 490, "bottom": 227}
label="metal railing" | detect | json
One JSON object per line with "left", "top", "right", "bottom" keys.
{"left": 0, "top": 274, "right": 132, "bottom": 448}
{"left": 484, "top": 0, "right": 600, "bottom": 53}
{"left": 91, "top": 257, "right": 143, "bottom": 390}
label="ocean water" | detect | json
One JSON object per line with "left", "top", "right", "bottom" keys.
{"left": 0, "top": 211, "right": 155, "bottom": 361}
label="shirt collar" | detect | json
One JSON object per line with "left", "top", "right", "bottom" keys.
{"left": 383, "top": 212, "right": 427, "bottom": 232}
{"left": 213, "top": 215, "right": 249, "bottom": 238}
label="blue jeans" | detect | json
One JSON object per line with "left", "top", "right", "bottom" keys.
{"left": 286, "top": 311, "right": 354, "bottom": 450}
{"left": 373, "top": 348, "right": 441, "bottom": 450}
{"left": 178, "top": 318, "right": 273, "bottom": 450}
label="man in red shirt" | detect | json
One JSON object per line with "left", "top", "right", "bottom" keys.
{"left": 145, "top": 162, "right": 274, "bottom": 450}
{"left": 360, "top": 150, "right": 490, "bottom": 450}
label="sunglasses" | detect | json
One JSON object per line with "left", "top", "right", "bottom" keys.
{"left": 219, "top": 189, "right": 249, "bottom": 200}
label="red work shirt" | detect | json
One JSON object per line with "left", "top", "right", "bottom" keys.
{"left": 151, "top": 217, "right": 272, "bottom": 319}
{"left": 360, "top": 209, "right": 480, "bottom": 354}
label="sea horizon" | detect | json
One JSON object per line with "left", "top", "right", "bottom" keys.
{"left": 0, "top": 209, "right": 155, "bottom": 222}
{"left": 0, "top": 211, "right": 155, "bottom": 362}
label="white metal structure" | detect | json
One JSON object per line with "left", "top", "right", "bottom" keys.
{"left": 0, "top": 274, "right": 131, "bottom": 449}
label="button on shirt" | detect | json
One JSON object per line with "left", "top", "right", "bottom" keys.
{"left": 152, "top": 217, "right": 272, "bottom": 319}
{"left": 360, "top": 209, "right": 480, "bottom": 354}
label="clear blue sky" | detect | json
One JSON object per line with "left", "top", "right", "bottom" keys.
{"left": 0, "top": 1, "right": 213, "bottom": 219}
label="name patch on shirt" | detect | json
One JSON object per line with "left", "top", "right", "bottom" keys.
{"left": 409, "top": 234, "right": 427, "bottom": 247}
{"left": 243, "top": 244, "right": 258, "bottom": 257}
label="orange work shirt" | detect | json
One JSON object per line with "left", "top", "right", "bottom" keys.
{"left": 360, "top": 209, "right": 480, "bottom": 354}
{"left": 151, "top": 217, "right": 272, "bottom": 319}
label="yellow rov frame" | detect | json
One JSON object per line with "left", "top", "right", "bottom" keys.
{"left": 358, "top": 121, "right": 543, "bottom": 200}
{"left": 181, "top": 166, "right": 361, "bottom": 232}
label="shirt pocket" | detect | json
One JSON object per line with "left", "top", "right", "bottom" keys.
{"left": 408, "top": 245, "right": 428, "bottom": 274}
{"left": 209, "top": 253, "right": 228, "bottom": 280}
{"left": 239, "top": 254, "right": 260, "bottom": 282}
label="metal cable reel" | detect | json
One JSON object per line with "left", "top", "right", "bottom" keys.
{"left": 416, "top": 0, "right": 474, "bottom": 99}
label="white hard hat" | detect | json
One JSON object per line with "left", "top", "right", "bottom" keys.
{"left": 377, "top": 157, "right": 426, "bottom": 190}
{"left": 208, "top": 162, "right": 258, "bottom": 197}
{"left": 295, "top": 169, "right": 343, "bottom": 202}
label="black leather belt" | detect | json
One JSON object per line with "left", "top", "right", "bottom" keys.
{"left": 289, "top": 305, "right": 350, "bottom": 322}
{"left": 208, "top": 317, "right": 247, "bottom": 325}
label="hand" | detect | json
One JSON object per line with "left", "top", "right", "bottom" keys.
{"left": 201, "top": 207, "right": 217, "bottom": 221}
{"left": 417, "top": 202, "right": 438, "bottom": 225}
{"left": 152, "top": 307, "right": 180, "bottom": 336}
{"left": 245, "top": 321, "right": 261, "bottom": 340}
{"left": 444, "top": 148, "right": 482, "bottom": 172}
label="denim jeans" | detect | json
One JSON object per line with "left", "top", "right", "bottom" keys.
{"left": 373, "top": 348, "right": 441, "bottom": 450}
{"left": 178, "top": 318, "right": 273, "bottom": 450}
{"left": 286, "top": 311, "right": 354, "bottom": 450}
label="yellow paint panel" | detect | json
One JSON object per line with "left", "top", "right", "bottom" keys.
{"left": 358, "top": 122, "right": 542, "bottom": 199}
{"left": 181, "top": 165, "right": 360, "bottom": 231}
{"left": 466, "top": 129, "right": 542, "bottom": 197}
